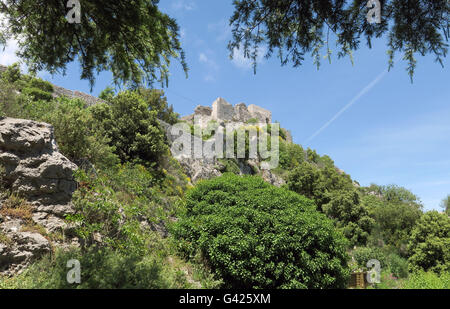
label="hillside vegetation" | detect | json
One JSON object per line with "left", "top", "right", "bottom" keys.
{"left": 0, "top": 64, "right": 448, "bottom": 289}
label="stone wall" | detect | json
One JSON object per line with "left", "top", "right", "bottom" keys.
{"left": 248, "top": 104, "right": 272, "bottom": 123}
{"left": 212, "top": 97, "right": 234, "bottom": 121}
{"left": 0, "top": 64, "right": 104, "bottom": 107}
{"left": 52, "top": 85, "right": 106, "bottom": 107}
{"left": 185, "top": 97, "right": 272, "bottom": 126}
{"left": 234, "top": 103, "right": 252, "bottom": 123}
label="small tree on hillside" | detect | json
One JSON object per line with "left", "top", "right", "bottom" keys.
{"left": 408, "top": 211, "right": 450, "bottom": 274}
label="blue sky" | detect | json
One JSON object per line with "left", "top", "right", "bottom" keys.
{"left": 1, "top": 0, "right": 449, "bottom": 210}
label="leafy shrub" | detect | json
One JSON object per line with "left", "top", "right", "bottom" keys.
{"left": 216, "top": 159, "right": 241, "bottom": 174}
{"left": 408, "top": 211, "right": 450, "bottom": 274}
{"left": 0, "top": 63, "right": 21, "bottom": 83}
{"left": 172, "top": 173, "right": 350, "bottom": 289}
{"left": 0, "top": 78, "right": 20, "bottom": 117}
{"left": 287, "top": 162, "right": 354, "bottom": 210}
{"left": 278, "top": 139, "right": 304, "bottom": 170}
{"left": 387, "top": 253, "right": 409, "bottom": 279}
{"left": 90, "top": 90, "right": 168, "bottom": 166}
{"left": 352, "top": 247, "right": 387, "bottom": 269}
{"left": 323, "top": 190, "right": 374, "bottom": 246}
{"left": 21, "top": 87, "right": 52, "bottom": 101}
{"left": 28, "top": 78, "right": 53, "bottom": 93}
{"left": 371, "top": 195, "right": 422, "bottom": 250}
{"left": 402, "top": 271, "right": 450, "bottom": 289}
{"left": 13, "top": 96, "right": 119, "bottom": 169}
{"left": 287, "top": 162, "right": 326, "bottom": 206}
{"left": 0, "top": 247, "right": 189, "bottom": 289}
{"left": 288, "top": 162, "right": 371, "bottom": 246}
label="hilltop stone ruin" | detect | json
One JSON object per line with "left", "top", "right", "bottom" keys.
{"left": 181, "top": 97, "right": 272, "bottom": 128}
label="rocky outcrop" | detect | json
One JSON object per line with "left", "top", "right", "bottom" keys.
{"left": 179, "top": 158, "right": 222, "bottom": 183}
{"left": 0, "top": 218, "right": 51, "bottom": 276}
{"left": 163, "top": 98, "right": 285, "bottom": 186}
{"left": 0, "top": 117, "right": 78, "bottom": 275}
{"left": 0, "top": 117, "right": 77, "bottom": 205}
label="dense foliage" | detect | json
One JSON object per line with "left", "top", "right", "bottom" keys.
{"left": 0, "top": 247, "right": 187, "bottom": 289}
{"left": 0, "top": 1, "right": 187, "bottom": 88}
{"left": 90, "top": 90, "right": 169, "bottom": 166}
{"left": 408, "top": 211, "right": 450, "bottom": 274}
{"left": 229, "top": 0, "right": 449, "bottom": 80}
{"left": 287, "top": 161, "right": 373, "bottom": 246}
{"left": 172, "top": 173, "right": 350, "bottom": 289}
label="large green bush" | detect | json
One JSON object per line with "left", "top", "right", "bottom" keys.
{"left": 287, "top": 162, "right": 354, "bottom": 210}
{"left": 172, "top": 173, "right": 350, "bottom": 289}
{"left": 90, "top": 90, "right": 168, "bottom": 166}
{"left": 408, "top": 211, "right": 450, "bottom": 274}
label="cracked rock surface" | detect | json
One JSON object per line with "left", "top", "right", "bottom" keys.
{"left": 0, "top": 117, "right": 78, "bottom": 276}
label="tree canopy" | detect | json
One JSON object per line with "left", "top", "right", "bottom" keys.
{"left": 228, "top": 0, "right": 449, "bottom": 80}
{"left": 0, "top": 1, "right": 187, "bottom": 88}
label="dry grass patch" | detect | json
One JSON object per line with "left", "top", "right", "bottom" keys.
{"left": 0, "top": 194, "right": 34, "bottom": 223}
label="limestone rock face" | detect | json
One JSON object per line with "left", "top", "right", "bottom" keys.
{"left": 0, "top": 117, "right": 78, "bottom": 275}
{"left": 0, "top": 117, "right": 77, "bottom": 205}
{"left": 0, "top": 221, "right": 51, "bottom": 276}
{"left": 178, "top": 158, "right": 221, "bottom": 183}
{"left": 166, "top": 98, "right": 284, "bottom": 186}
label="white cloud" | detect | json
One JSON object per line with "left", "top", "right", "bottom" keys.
{"left": 171, "top": 0, "right": 195, "bottom": 11}
{"left": 207, "top": 19, "right": 231, "bottom": 42}
{"left": 0, "top": 13, "right": 25, "bottom": 69}
{"left": 231, "top": 46, "right": 266, "bottom": 70}
{"left": 199, "top": 52, "right": 218, "bottom": 70}
{"left": 0, "top": 37, "right": 20, "bottom": 66}
{"left": 199, "top": 52, "right": 219, "bottom": 81}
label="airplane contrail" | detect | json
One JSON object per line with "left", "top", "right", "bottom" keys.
{"left": 305, "top": 69, "right": 388, "bottom": 144}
